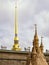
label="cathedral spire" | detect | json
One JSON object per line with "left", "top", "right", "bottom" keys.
{"left": 14, "top": 5, "right": 19, "bottom": 41}
{"left": 15, "top": 6, "right": 18, "bottom": 35}
{"left": 12, "top": 3, "right": 21, "bottom": 51}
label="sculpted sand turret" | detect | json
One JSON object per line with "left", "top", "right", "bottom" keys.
{"left": 40, "top": 37, "right": 44, "bottom": 53}
{"left": 31, "top": 24, "right": 48, "bottom": 65}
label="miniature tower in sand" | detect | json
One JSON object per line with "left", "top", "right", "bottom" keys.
{"left": 31, "top": 24, "right": 48, "bottom": 65}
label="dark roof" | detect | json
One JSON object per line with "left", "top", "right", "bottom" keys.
{"left": 0, "top": 49, "right": 49, "bottom": 56}
{"left": 0, "top": 49, "right": 29, "bottom": 54}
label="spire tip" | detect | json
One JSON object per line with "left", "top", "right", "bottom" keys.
{"left": 34, "top": 24, "right": 37, "bottom": 35}
{"left": 41, "top": 36, "right": 43, "bottom": 43}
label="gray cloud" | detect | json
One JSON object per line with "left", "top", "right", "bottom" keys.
{"left": 0, "top": 0, "right": 49, "bottom": 51}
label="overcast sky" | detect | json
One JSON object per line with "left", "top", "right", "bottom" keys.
{"left": 0, "top": 0, "right": 49, "bottom": 52}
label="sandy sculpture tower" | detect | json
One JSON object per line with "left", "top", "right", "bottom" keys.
{"left": 40, "top": 37, "right": 44, "bottom": 53}
{"left": 12, "top": 4, "right": 21, "bottom": 51}
{"left": 32, "top": 24, "right": 40, "bottom": 53}
{"left": 31, "top": 24, "right": 48, "bottom": 65}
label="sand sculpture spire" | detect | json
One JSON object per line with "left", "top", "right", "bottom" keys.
{"left": 30, "top": 24, "right": 48, "bottom": 65}
{"left": 40, "top": 37, "right": 43, "bottom": 53}
{"left": 33, "top": 24, "right": 40, "bottom": 53}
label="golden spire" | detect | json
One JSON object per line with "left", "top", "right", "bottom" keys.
{"left": 15, "top": 6, "right": 18, "bottom": 34}
{"left": 14, "top": 5, "right": 19, "bottom": 41}
{"left": 12, "top": 3, "right": 21, "bottom": 51}
{"left": 40, "top": 37, "right": 43, "bottom": 53}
